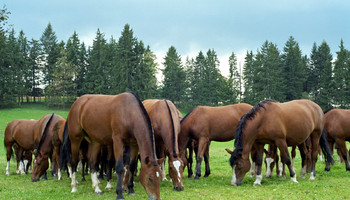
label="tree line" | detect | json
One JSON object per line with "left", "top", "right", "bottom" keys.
{"left": 1, "top": 7, "right": 350, "bottom": 111}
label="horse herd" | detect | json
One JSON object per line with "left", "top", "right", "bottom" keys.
{"left": 4, "top": 92, "right": 350, "bottom": 200}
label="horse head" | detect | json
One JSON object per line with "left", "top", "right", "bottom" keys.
{"left": 226, "top": 148, "right": 250, "bottom": 186}
{"left": 168, "top": 157, "right": 184, "bottom": 191}
{"left": 31, "top": 151, "right": 49, "bottom": 182}
{"left": 139, "top": 156, "right": 163, "bottom": 200}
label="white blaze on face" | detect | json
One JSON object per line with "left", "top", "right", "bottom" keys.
{"left": 156, "top": 171, "right": 160, "bottom": 178}
{"left": 231, "top": 165, "right": 237, "bottom": 185}
{"left": 173, "top": 160, "right": 181, "bottom": 183}
{"left": 265, "top": 158, "right": 274, "bottom": 177}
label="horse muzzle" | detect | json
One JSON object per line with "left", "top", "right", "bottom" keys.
{"left": 32, "top": 176, "right": 40, "bottom": 182}
{"left": 173, "top": 185, "right": 184, "bottom": 191}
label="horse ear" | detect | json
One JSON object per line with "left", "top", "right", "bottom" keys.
{"left": 157, "top": 158, "right": 164, "bottom": 165}
{"left": 225, "top": 148, "right": 233, "bottom": 154}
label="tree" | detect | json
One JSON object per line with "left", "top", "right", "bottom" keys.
{"left": 282, "top": 36, "right": 307, "bottom": 101}
{"left": 28, "top": 39, "right": 42, "bottom": 102}
{"left": 243, "top": 51, "right": 255, "bottom": 104}
{"left": 332, "top": 39, "right": 349, "bottom": 108}
{"left": 161, "top": 46, "right": 186, "bottom": 103}
{"left": 226, "top": 52, "right": 240, "bottom": 104}
{"left": 84, "top": 29, "right": 108, "bottom": 94}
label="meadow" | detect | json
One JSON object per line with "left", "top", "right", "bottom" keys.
{"left": 0, "top": 104, "right": 349, "bottom": 200}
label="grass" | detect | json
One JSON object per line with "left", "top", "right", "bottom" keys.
{"left": 0, "top": 104, "right": 350, "bottom": 199}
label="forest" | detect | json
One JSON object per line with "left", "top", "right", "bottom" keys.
{"left": 1, "top": 7, "right": 350, "bottom": 111}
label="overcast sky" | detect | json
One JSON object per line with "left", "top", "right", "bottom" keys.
{"left": 3, "top": 0, "right": 350, "bottom": 77}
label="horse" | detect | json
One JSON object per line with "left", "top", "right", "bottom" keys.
{"left": 31, "top": 114, "right": 63, "bottom": 182}
{"left": 227, "top": 99, "right": 334, "bottom": 186}
{"left": 59, "top": 92, "right": 162, "bottom": 200}
{"left": 142, "top": 99, "right": 184, "bottom": 191}
{"left": 178, "top": 103, "right": 253, "bottom": 179}
{"left": 13, "top": 143, "right": 33, "bottom": 174}
{"left": 324, "top": 109, "right": 350, "bottom": 171}
{"left": 4, "top": 114, "right": 54, "bottom": 176}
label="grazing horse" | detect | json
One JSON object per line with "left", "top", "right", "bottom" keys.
{"left": 178, "top": 103, "right": 253, "bottom": 179}
{"left": 59, "top": 92, "right": 162, "bottom": 200}
{"left": 324, "top": 109, "right": 350, "bottom": 171}
{"left": 4, "top": 114, "right": 54, "bottom": 176}
{"left": 31, "top": 114, "right": 63, "bottom": 182}
{"left": 227, "top": 99, "right": 334, "bottom": 186}
{"left": 142, "top": 99, "right": 184, "bottom": 191}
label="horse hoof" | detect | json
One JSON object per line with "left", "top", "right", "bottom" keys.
{"left": 95, "top": 191, "right": 102, "bottom": 195}
{"left": 253, "top": 183, "right": 261, "bottom": 186}
{"left": 128, "top": 193, "right": 136, "bottom": 196}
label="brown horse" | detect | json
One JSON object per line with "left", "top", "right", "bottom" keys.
{"left": 324, "top": 109, "right": 350, "bottom": 171}
{"left": 178, "top": 103, "right": 253, "bottom": 179}
{"left": 4, "top": 114, "right": 54, "bottom": 176}
{"left": 143, "top": 99, "right": 184, "bottom": 191}
{"left": 59, "top": 92, "right": 162, "bottom": 200}
{"left": 227, "top": 99, "right": 334, "bottom": 186}
{"left": 31, "top": 114, "right": 63, "bottom": 182}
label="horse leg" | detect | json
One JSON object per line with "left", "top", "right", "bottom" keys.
{"left": 253, "top": 143, "right": 265, "bottom": 186}
{"left": 17, "top": 148, "right": 25, "bottom": 175}
{"left": 325, "top": 141, "right": 334, "bottom": 171}
{"left": 105, "top": 145, "right": 114, "bottom": 190}
{"left": 127, "top": 145, "right": 139, "bottom": 195}
{"left": 204, "top": 143, "right": 211, "bottom": 177}
{"left": 276, "top": 140, "right": 297, "bottom": 183}
{"left": 298, "top": 143, "right": 307, "bottom": 178}
{"left": 88, "top": 142, "right": 103, "bottom": 195}
{"left": 156, "top": 144, "right": 167, "bottom": 181}
{"left": 291, "top": 146, "right": 296, "bottom": 172}
{"left": 187, "top": 141, "right": 194, "bottom": 178}
{"left": 112, "top": 137, "right": 125, "bottom": 200}
{"left": 249, "top": 145, "right": 257, "bottom": 177}
{"left": 194, "top": 137, "right": 209, "bottom": 179}
{"left": 309, "top": 133, "right": 321, "bottom": 180}
{"left": 5, "top": 138, "right": 14, "bottom": 176}
{"left": 335, "top": 139, "right": 350, "bottom": 171}
{"left": 70, "top": 138, "right": 82, "bottom": 193}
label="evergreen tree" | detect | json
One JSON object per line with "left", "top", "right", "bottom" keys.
{"left": 282, "top": 36, "right": 307, "bottom": 101}
{"left": 203, "top": 49, "right": 222, "bottom": 105}
{"left": 84, "top": 29, "right": 108, "bottom": 94}
{"left": 28, "top": 38, "right": 42, "bottom": 102}
{"left": 333, "top": 39, "right": 349, "bottom": 108}
{"left": 66, "top": 31, "right": 81, "bottom": 97}
{"left": 17, "top": 30, "right": 31, "bottom": 103}
{"left": 116, "top": 24, "right": 137, "bottom": 93}
{"left": 40, "top": 23, "right": 59, "bottom": 88}
{"left": 226, "top": 52, "right": 240, "bottom": 104}
{"left": 191, "top": 51, "right": 206, "bottom": 105}
{"left": 161, "top": 46, "right": 186, "bottom": 103}
{"left": 76, "top": 42, "right": 88, "bottom": 96}
{"left": 243, "top": 51, "right": 255, "bottom": 104}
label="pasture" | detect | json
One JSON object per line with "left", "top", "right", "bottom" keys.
{"left": 0, "top": 104, "right": 349, "bottom": 200}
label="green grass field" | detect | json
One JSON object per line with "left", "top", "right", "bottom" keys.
{"left": 0, "top": 104, "right": 349, "bottom": 200}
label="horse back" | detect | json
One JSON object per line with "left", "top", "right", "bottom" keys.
{"left": 263, "top": 100, "right": 323, "bottom": 144}
{"left": 325, "top": 109, "right": 350, "bottom": 139}
{"left": 68, "top": 93, "right": 148, "bottom": 145}
{"left": 11, "top": 120, "right": 38, "bottom": 150}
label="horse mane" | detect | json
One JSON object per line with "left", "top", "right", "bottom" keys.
{"left": 35, "top": 113, "right": 55, "bottom": 156}
{"left": 180, "top": 109, "right": 194, "bottom": 125}
{"left": 128, "top": 92, "right": 158, "bottom": 166}
{"left": 229, "top": 99, "right": 277, "bottom": 167}
{"left": 164, "top": 100, "right": 177, "bottom": 158}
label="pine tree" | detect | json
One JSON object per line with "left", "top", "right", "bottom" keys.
{"left": 40, "top": 23, "right": 59, "bottom": 87}
{"left": 161, "top": 46, "right": 186, "bottom": 103}
{"left": 243, "top": 51, "right": 255, "bottom": 104}
{"left": 226, "top": 52, "right": 240, "bottom": 104}
{"left": 282, "top": 36, "right": 307, "bottom": 101}
{"left": 333, "top": 39, "right": 349, "bottom": 108}
{"left": 28, "top": 39, "right": 42, "bottom": 102}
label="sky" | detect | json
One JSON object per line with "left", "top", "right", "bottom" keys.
{"left": 2, "top": 0, "right": 350, "bottom": 78}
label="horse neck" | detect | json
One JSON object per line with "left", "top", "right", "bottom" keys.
{"left": 133, "top": 126, "right": 157, "bottom": 165}
{"left": 177, "top": 125, "right": 190, "bottom": 153}
{"left": 38, "top": 132, "right": 54, "bottom": 156}
{"left": 240, "top": 115, "right": 262, "bottom": 159}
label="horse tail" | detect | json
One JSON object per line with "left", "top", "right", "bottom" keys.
{"left": 59, "top": 119, "right": 71, "bottom": 170}
{"left": 128, "top": 92, "right": 157, "bottom": 166}
{"left": 320, "top": 128, "right": 334, "bottom": 165}
{"left": 164, "top": 100, "right": 177, "bottom": 158}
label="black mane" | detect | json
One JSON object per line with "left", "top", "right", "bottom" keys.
{"left": 180, "top": 109, "right": 194, "bottom": 125}
{"left": 128, "top": 92, "right": 158, "bottom": 166}
{"left": 164, "top": 100, "right": 177, "bottom": 158}
{"left": 229, "top": 99, "right": 277, "bottom": 167}
{"left": 324, "top": 108, "right": 334, "bottom": 114}
{"left": 35, "top": 113, "right": 55, "bottom": 156}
